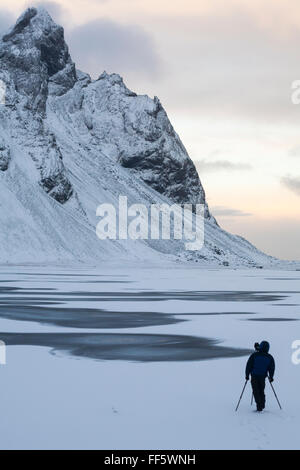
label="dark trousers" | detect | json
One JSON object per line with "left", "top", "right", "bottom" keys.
{"left": 251, "top": 376, "right": 266, "bottom": 410}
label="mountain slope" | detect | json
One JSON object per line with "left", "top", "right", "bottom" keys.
{"left": 0, "top": 7, "right": 281, "bottom": 267}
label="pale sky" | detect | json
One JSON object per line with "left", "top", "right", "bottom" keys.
{"left": 1, "top": 0, "right": 300, "bottom": 260}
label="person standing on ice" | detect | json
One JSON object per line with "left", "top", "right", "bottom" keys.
{"left": 245, "top": 341, "right": 275, "bottom": 412}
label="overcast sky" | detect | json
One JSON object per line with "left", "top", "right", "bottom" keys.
{"left": 1, "top": 0, "right": 300, "bottom": 260}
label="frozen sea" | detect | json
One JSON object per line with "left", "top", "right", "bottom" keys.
{"left": 0, "top": 264, "right": 299, "bottom": 450}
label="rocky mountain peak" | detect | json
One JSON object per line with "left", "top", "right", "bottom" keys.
{"left": 0, "top": 7, "right": 76, "bottom": 108}
{"left": 3, "top": 8, "right": 53, "bottom": 42}
{"left": 0, "top": 8, "right": 273, "bottom": 266}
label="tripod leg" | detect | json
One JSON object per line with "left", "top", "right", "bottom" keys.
{"left": 269, "top": 380, "right": 282, "bottom": 410}
{"left": 235, "top": 381, "right": 248, "bottom": 412}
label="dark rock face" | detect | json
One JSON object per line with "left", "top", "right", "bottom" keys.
{"left": 34, "top": 134, "right": 74, "bottom": 204}
{"left": 119, "top": 137, "right": 206, "bottom": 208}
{"left": 40, "top": 30, "right": 70, "bottom": 77}
{"left": 0, "top": 139, "right": 10, "bottom": 171}
{"left": 40, "top": 173, "right": 73, "bottom": 203}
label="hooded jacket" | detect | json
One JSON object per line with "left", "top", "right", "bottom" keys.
{"left": 245, "top": 341, "right": 275, "bottom": 380}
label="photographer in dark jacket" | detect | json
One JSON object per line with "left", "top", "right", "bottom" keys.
{"left": 245, "top": 341, "right": 275, "bottom": 412}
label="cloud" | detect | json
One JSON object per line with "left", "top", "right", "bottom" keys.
{"left": 0, "top": 9, "right": 14, "bottom": 38}
{"left": 66, "top": 19, "right": 162, "bottom": 81}
{"left": 288, "top": 146, "right": 300, "bottom": 157}
{"left": 34, "top": 2, "right": 66, "bottom": 22}
{"left": 195, "top": 159, "right": 252, "bottom": 173}
{"left": 145, "top": 8, "right": 300, "bottom": 123}
{"left": 0, "top": 3, "right": 67, "bottom": 39}
{"left": 2, "top": 2, "right": 300, "bottom": 124}
{"left": 211, "top": 206, "right": 252, "bottom": 217}
{"left": 281, "top": 175, "right": 300, "bottom": 196}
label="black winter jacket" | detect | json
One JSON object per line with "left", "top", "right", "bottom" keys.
{"left": 245, "top": 351, "right": 275, "bottom": 380}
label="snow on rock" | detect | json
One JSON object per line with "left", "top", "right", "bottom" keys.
{"left": 0, "top": 7, "right": 289, "bottom": 267}
{"left": 1, "top": 7, "right": 76, "bottom": 109}
{"left": 0, "top": 137, "right": 10, "bottom": 171}
{"left": 82, "top": 71, "right": 209, "bottom": 213}
{"left": 0, "top": 7, "right": 76, "bottom": 206}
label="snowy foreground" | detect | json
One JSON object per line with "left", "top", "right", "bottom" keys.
{"left": 0, "top": 264, "right": 300, "bottom": 450}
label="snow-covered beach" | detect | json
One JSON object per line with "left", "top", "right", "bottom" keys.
{"left": 0, "top": 265, "right": 299, "bottom": 450}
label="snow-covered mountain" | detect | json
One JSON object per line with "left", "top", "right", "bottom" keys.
{"left": 0, "top": 7, "right": 279, "bottom": 266}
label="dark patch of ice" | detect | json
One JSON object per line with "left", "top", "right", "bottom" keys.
{"left": 246, "top": 317, "right": 298, "bottom": 322}
{"left": 0, "top": 332, "right": 252, "bottom": 362}
{"left": 0, "top": 305, "right": 183, "bottom": 329}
